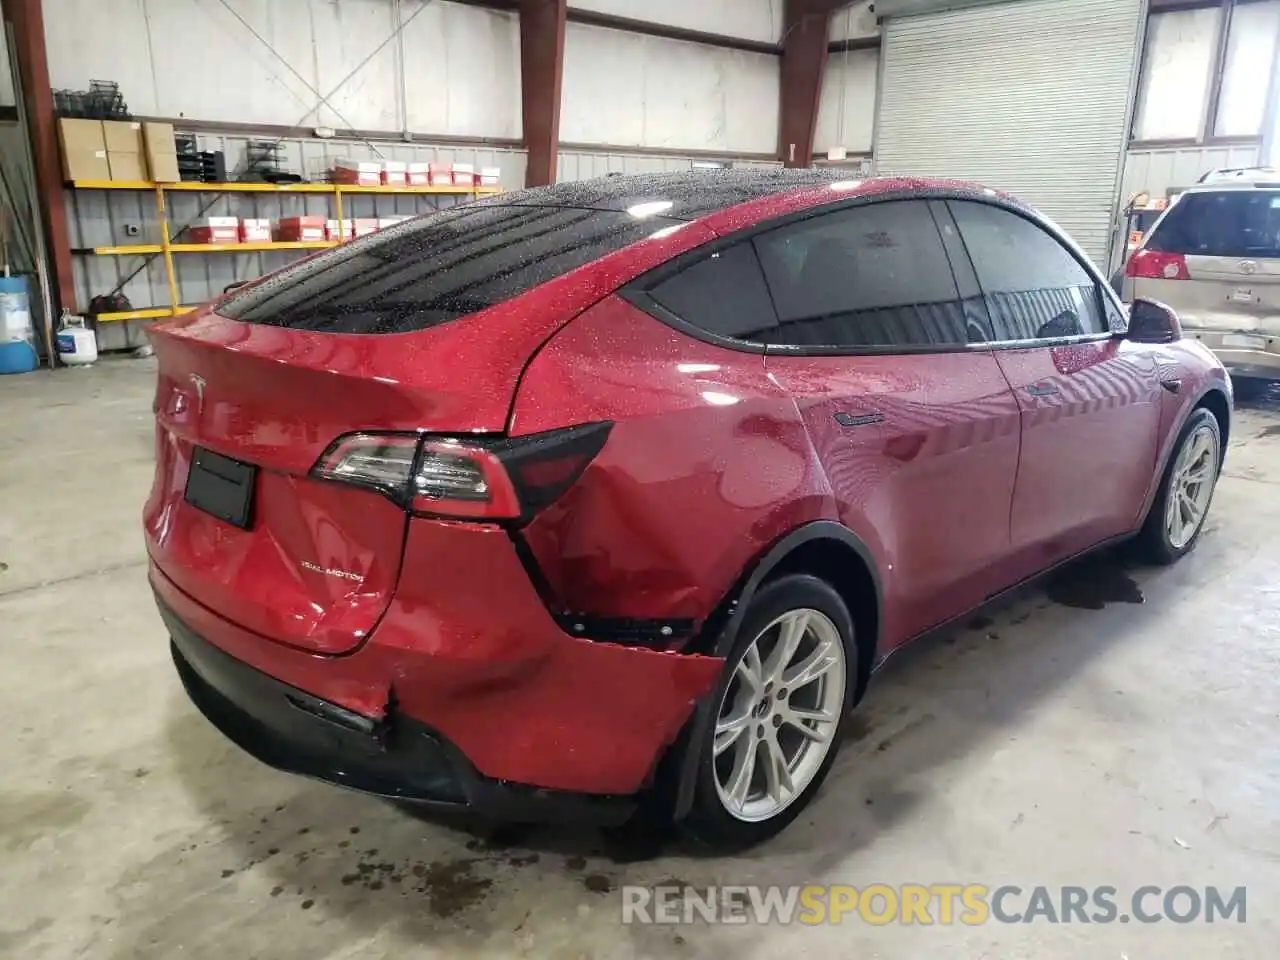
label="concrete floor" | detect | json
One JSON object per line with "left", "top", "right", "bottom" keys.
{"left": 2, "top": 358, "right": 1279, "bottom": 959}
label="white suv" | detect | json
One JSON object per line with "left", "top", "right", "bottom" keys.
{"left": 1125, "top": 167, "right": 1280, "bottom": 385}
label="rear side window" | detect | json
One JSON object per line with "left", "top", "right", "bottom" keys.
{"left": 220, "top": 205, "right": 667, "bottom": 333}
{"left": 648, "top": 242, "right": 778, "bottom": 340}
{"left": 949, "top": 201, "right": 1107, "bottom": 341}
{"left": 1147, "top": 190, "right": 1280, "bottom": 259}
{"left": 751, "top": 200, "right": 967, "bottom": 348}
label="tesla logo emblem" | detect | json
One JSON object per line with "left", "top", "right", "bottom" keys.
{"left": 189, "top": 374, "right": 206, "bottom": 408}
{"left": 1240, "top": 260, "right": 1258, "bottom": 275}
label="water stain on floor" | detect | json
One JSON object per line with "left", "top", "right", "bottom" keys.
{"left": 1044, "top": 559, "right": 1144, "bottom": 610}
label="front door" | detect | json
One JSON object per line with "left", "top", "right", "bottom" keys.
{"left": 948, "top": 200, "right": 1163, "bottom": 566}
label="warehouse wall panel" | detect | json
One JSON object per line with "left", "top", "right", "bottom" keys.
{"left": 43, "top": 0, "right": 520, "bottom": 139}
{"left": 814, "top": 48, "right": 878, "bottom": 155}
{"left": 567, "top": 0, "right": 782, "bottom": 43}
{"left": 557, "top": 149, "right": 781, "bottom": 181}
{"left": 561, "top": 23, "right": 779, "bottom": 154}
{"left": 828, "top": 1, "right": 879, "bottom": 41}
{"left": 1121, "top": 143, "right": 1262, "bottom": 207}
{"left": 400, "top": 3, "right": 522, "bottom": 139}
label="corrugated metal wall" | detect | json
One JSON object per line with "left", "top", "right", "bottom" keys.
{"left": 69, "top": 132, "right": 527, "bottom": 350}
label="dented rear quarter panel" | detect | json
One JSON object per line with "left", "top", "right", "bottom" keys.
{"left": 509, "top": 296, "right": 842, "bottom": 627}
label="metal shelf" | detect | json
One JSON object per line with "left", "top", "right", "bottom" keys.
{"left": 94, "top": 305, "right": 199, "bottom": 323}
{"left": 76, "top": 241, "right": 337, "bottom": 255}
{"left": 68, "top": 180, "right": 500, "bottom": 196}
{"left": 66, "top": 178, "right": 499, "bottom": 318}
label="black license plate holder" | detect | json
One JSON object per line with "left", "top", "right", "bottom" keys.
{"left": 185, "top": 447, "right": 257, "bottom": 529}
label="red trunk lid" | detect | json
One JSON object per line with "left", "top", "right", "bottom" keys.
{"left": 143, "top": 307, "right": 550, "bottom": 655}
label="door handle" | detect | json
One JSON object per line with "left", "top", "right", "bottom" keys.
{"left": 834, "top": 411, "right": 886, "bottom": 428}
{"left": 1025, "top": 382, "right": 1059, "bottom": 397}
{"left": 1160, "top": 378, "right": 1182, "bottom": 394}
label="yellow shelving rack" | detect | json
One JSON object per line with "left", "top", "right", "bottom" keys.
{"left": 69, "top": 180, "right": 502, "bottom": 322}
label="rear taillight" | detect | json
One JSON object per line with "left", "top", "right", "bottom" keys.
{"left": 1126, "top": 248, "right": 1190, "bottom": 280}
{"left": 312, "top": 423, "right": 612, "bottom": 522}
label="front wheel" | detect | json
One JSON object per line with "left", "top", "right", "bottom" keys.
{"left": 680, "top": 574, "right": 856, "bottom": 851}
{"left": 1137, "top": 408, "right": 1222, "bottom": 564}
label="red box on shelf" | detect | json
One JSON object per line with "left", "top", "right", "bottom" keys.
{"left": 331, "top": 159, "right": 382, "bottom": 187}
{"left": 407, "top": 162, "right": 430, "bottom": 186}
{"left": 451, "top": 163, "right": 477, "bottom": 186}
{"left": 480, "top": 167, "right": 500, "bottom": 187}
{"left": 277, "top": 215, "right": 327, "bottom": 242}
{"left": 381, "top": 161, "right": 407, "bottom": 186}
{"left": 186, "top": 217, "right": 240, "bottom": 245}
{"left": 427, "top": 163, "right": 452, "bottom": 186}
{"left": 240, "top": 218, "right": 272, "bottom": 243}
{"left": 352, "top": 218, "right": 379, "bottom": 237}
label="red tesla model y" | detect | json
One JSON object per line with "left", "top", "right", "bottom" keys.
{"left": 145, "top": 171, "right": 1230, "bottom": 849}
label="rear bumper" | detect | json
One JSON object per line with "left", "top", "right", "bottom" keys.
{"left": 151, "top": 518, "right": 722, "bottom": 804}
{"left": 1182, "top": 329, "right": 1280, "bottom": 378}
{"left": 162, "top": 595, "right": 634, "bottom": 824}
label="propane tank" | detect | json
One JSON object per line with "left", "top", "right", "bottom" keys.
{"left": 56, "top": 310, "right": 98, "bottom": 367}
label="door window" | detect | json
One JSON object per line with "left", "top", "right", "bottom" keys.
{"left": 750, "top": 200, "right": 968, "bottom": 349}
{"left": 647, "top": 241, "right": 779, "bottom": 340}
{"left": 949, "top": 201, "right": 1108, "bottom": 342}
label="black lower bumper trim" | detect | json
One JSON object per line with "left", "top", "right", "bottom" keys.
{"left": 159, "top": 595, "right": 636, "bottom": 826}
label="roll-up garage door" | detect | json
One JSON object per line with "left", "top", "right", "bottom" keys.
{"left": 873, "top": 0, "right": 1145, "bottom": 265}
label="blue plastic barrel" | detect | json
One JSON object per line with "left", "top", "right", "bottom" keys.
{"left": 0, "top": 277, "right": 38, "bottom": 374}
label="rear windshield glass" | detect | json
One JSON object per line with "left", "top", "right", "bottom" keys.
{"left": 1147, "top": 190, "right": 1280, "bottom": 259}
{"left": 219, "top": 205, "right": 666, "bottom": 333}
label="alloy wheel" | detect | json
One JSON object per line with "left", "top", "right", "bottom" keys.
{"left": 1165, "top": 423, "right": 1219, "bottom": 549}
{"left": 712, "top": 608, "right": 846, "bottom": 823}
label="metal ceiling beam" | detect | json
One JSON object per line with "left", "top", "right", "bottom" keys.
{"left": 519, "top": 0, "right": 568, "bottom": 187}
{"left": 5, "top": 0, "right": 75, "bottom": 315}
{"left": 779, "top": 0, "right": 845, "bottom": 167}
{"left": 454, "top": 0, "right": 782, "bottom": 54}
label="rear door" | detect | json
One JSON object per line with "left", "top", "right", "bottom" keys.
{"left": 1134, "top": 187, "right": 1280, "bottom": 348}
{"left": 749, "top": 200, "right": 1023, "bottom": 644}
{"left": 949, "top": 199, "right": 1163, "bottom": 564}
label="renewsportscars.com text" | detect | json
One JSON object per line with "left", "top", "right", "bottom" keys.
{"left": 621, "top": 884, "right": 1247, "bottom": 926}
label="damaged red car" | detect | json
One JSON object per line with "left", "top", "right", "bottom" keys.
{"left": 145, "top": 171, "right": 1230, "bottom": 849}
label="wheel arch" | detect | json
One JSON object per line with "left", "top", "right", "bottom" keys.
{"left": 1195, "top": 384, "right": 1231, "bottom": 460}
{"left": 668, "top": 521, "right": 884, "bottom": 820}
{"left": 1137, "top": 382, "right": 1231, "bottom": 529}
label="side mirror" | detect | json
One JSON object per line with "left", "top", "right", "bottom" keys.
{"left": 1126, "top": 298, "right": 1182, "bottom": 344}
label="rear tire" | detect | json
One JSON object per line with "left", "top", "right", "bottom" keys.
{"left": 1136, "top": 408, "right": 1221, "bottom": 565}
{"left": 679, "top": 574, "right": 856, "bottom": 852}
